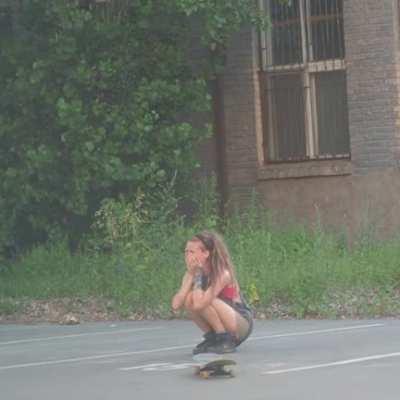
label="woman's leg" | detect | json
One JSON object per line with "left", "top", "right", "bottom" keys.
{"left": 187, "top": 297, "right": 251, "bottom": 353}
{"left": 207, "top": 298, "right": 250, "bottom": 342}
{"left": 185, "top": 293, "right": 239, "bottom": 335}
{"left": 184, "top": 292, "right": 218, "bottom": 354}
{"left": 198, "top": 299, "right": 250, "bottom": 353}
{"left": 184, "top": 294, "right": 252, "bottom": 353}
{"left": 184, "top": 292, "right": 213, "bottom": 333}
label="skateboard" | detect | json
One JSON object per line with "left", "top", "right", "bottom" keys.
{"left": 193, "top": 354, "right": 237, "bottom": 379}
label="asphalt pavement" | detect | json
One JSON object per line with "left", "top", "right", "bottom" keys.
{"left": 1, "top": 319, "right": 400, "bottom": 399}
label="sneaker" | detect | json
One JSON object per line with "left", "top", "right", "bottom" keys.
{"left": 192, "top": 331, "right": 216, "bottom": 355}
{"left": 206, "top": 332, "right": 237, "bottom": 354}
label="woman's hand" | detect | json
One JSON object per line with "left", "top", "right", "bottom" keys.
{"left": 185, "top": 254, "right": 203, "bottom": 275}
{"left": 171, "top": 293, "right": 184, "bottom": 312}
{"left": 171, "top": 270, "right": 194, "bottom": 311}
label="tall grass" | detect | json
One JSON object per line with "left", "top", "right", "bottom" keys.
{"left": 225, "top": 205, "right": 400, "bottom": 318}
{"left": 1, "top": 191, "right": 400, "bottom": 319}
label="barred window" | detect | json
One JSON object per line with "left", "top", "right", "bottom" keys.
{"left": 259, "top": 0, "right": 350, "bottom": 162}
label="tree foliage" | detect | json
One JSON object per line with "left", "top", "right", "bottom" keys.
{"left": 0, "top": 0, "right": 268, "bottom": 256}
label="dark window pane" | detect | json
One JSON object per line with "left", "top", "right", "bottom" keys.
{"left": 309, "top": 0, "right": 345, "bottom": 60}
{"left": 315, "top": 71, "right": 350, "bottom": 156}
{"left": 270, "top": 0, "right": 303, "bottom": 65}
{"left": 267, "top": 74, "right": 306, "bottom": 160}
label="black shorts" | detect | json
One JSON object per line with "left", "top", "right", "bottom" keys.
{"left": 219, "top": 297, "right": 254, "bottom": 346}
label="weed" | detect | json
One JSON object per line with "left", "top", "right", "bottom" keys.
{"left": 2, "top": 192, "right": 400, "bottom": 320}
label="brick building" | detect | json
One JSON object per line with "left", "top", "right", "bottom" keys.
{"left": 198, "top": 0, "right": 400, "bottom": 237}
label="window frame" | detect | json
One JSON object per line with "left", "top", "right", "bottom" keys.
{"left": 259, "top": 0, "right": 350, "bottom": 164}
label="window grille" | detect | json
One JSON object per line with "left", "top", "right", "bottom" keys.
{"left": 259, "top": 0, "right": 350, "bottom": 162}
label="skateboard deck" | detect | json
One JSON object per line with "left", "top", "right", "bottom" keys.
{"left": 193, "top": 354, "right": 237, "bottom": 379}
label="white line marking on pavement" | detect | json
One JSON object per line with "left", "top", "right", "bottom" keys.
{"left": 0, "top": 344, "right": 194, "bottom": 371}
{"left": 263, "top": 352, "right": 400, "bottom": 375}
{"left": 249, "top": 323, "right": 384, "bottom": 342}
{"left": 0, "top": 323, "right": 384, "bottom": 371}
{"left": 120, "top": 363, "right": 172, "bottom": 371}
{"left": 120, "top": 362, "right": 197, "bottom": 372}
{"left": 0, "top": 327, "right": 164, "bottom": 346}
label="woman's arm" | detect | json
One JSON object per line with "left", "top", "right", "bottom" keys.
{"left": 171, "top": 271, "right": 193, "bottom": 311}
{"left": 191, "top": 269, "right": 230, "bottom": 311}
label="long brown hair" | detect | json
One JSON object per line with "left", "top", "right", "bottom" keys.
{"left": 191, "top": 230, "right": 239, "bottom": 290}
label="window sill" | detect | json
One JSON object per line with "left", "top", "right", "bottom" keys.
{"left": 258, "top": 159, "right": 352, "bottom": 181}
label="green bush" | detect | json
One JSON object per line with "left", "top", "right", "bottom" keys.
{"left": 0, "top": 0, "right": 269, "bottom": 259}
{"left": 0, "top": 0, "right": 211, "bottom": 255}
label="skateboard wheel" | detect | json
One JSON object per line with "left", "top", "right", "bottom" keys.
{"left": 200, "top": 371, "right": 210, "bottom": 379}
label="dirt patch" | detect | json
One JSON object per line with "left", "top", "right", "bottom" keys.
{"left": 0, "top": 298, "right": 121, "bottom": 324}
{"left": 2, "top": 289, "right": 400, "bottom": 324}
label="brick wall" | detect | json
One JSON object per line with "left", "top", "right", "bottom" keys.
{"left": 221, "top": 27, "right": 260, "bottom": 207}
{"left": 344, "top": 0, "right": 400, "bottom": 174}
{"left": 192, "top": 1, "right": 400, "bottom": 237}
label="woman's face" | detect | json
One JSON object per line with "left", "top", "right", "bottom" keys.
{"left": 184, "top": 240, "right": 209, "bottom": 269}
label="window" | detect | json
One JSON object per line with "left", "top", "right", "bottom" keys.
{"left": 259, "top": 0, "right": 350, "bottom": 162}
